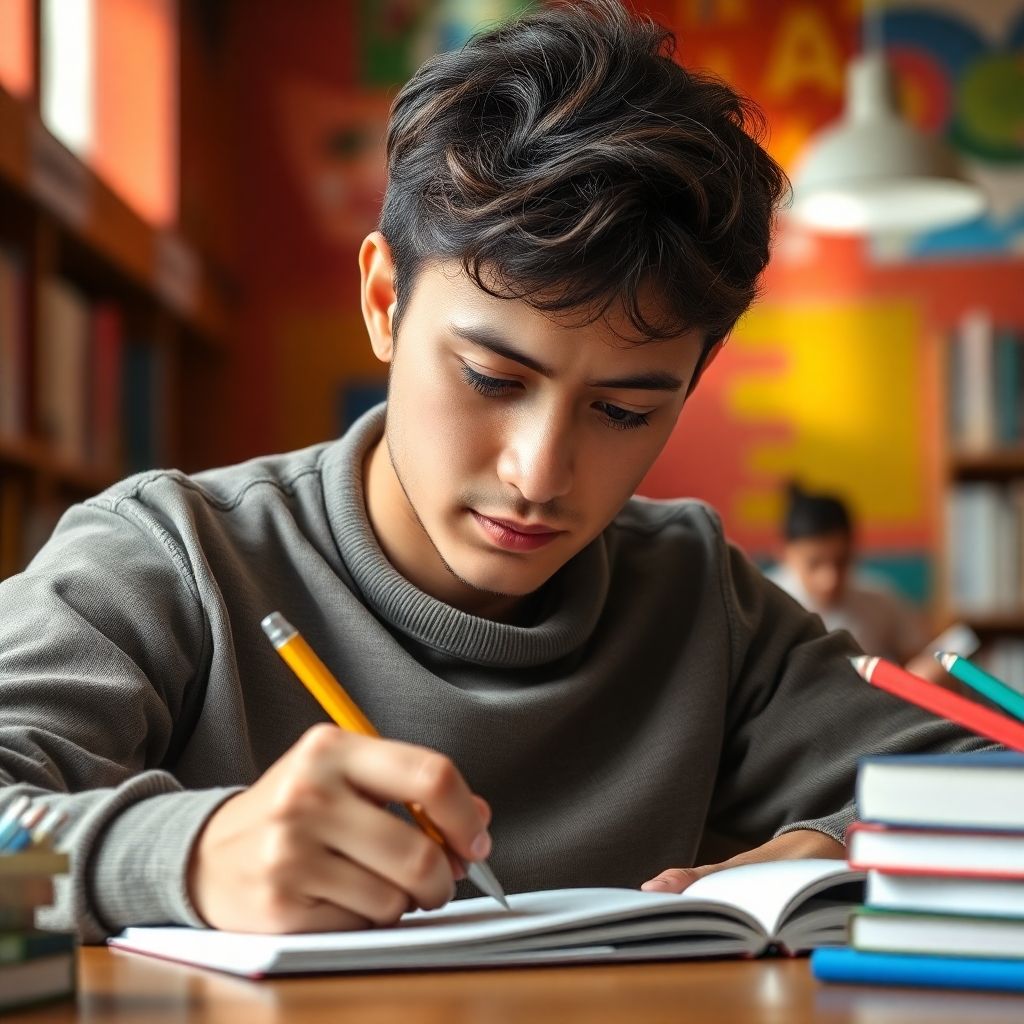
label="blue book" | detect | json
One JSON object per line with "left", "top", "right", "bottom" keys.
{"left": 812, "top": 947, "right": 1024, "bottom": 993}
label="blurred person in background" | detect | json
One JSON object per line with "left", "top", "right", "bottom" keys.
{"left": 766, "top": 482, "right": 954, "bottom": 684}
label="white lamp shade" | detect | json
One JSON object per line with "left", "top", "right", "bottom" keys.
{"left": 790, "top": 53, "right": 987, "bottom": 234}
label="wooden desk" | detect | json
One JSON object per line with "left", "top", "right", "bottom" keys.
{"left": 7, "top": 947, "right": 1024, "bottom": 1023}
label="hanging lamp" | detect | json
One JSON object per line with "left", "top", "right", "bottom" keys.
{"left": 789, "top": 41, "right": 986, "bottom": 233}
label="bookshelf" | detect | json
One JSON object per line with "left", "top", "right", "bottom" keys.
{"left": 0, "top": 76, "right": 235, "bottom": 581}
{"left": 940, "top": 311, "right": 1024, "bottom": 686}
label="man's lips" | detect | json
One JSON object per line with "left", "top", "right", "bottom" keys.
{"left": 469, "top": 511, "right": 565, "bottom": 551}
{"left": 477, "top": 514, "right": 561, "bottom": 535}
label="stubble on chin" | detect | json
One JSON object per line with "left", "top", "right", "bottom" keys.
{"left": 384, "top": 425, "right": 524, "bottom": 600}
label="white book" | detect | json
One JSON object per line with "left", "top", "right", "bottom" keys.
{"left": 0, "top": 953, "right": 75, "bottom": 1012}
{"left": 958, "top": 309, "right": 996, "bottom": 452}
{"left": 852, "top": 910, "right": 1024, "bottom": 960}
{"left": 856, "top": 752, "right": 1024, "bottom": 831}
{"left": 108, "top": 859, "right": 861, "bottom": 977}
{"left": 867, "top": 871, "right": 1024, "bottom": 919}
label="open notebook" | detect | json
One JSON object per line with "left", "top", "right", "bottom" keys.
{"left": 107, "top": 859, "right": 863, "bottom": 977}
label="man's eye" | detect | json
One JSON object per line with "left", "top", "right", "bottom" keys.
{"left": 461, "top": 364, "right": 519, "bottom": 396}
{"left": 596, "top": 402, "right": 650, "bottom": 431}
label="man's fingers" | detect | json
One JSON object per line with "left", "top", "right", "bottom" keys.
{"left": 472, "top": 794, "right": 492, "bottom": 827}
{"left": 640, "top": 866, "right": 709, "bottom": 893}
{"left": 302, "top": 851, "right": 416, "bottom": 927}
{"left": 307, "top": 792, "right": 456, "bottom": 911}
{"left": 315, "top": 730, "right": 491, "bottom": 863}
{"left": 280, "top": 900, "right": 374, "bottom": 935}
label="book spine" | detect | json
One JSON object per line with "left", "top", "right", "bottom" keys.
{"left": 960, "top": 309, "right": 996, "bottom": 452}
{"left": 0, "top": 248, "right": 27, "bottom": 437}
{"left": 812, "top": 946, "right": 1024, "bottom": 992}
{"left": 90, "top": 303, "right": 124, "bottom": 470}
{"left": 0, "top": 876, "right": 54, "bottom": 906}
{"left": 0, "top": 931, "right": 76, "bottom": 966}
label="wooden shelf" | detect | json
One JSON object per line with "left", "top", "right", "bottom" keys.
{"left": 0, "top": 86, "right": 230, "bottom": 349}
{"left": 949, "top": 448, "right": 1024, "bottom": 478}
{"left": 947, "top": 613, "right": 1024, "bottom": 634}
{"left": 0, "top": 435, "right": 119, "bottom": 494}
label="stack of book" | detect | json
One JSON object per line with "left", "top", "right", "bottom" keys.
{"left": 812, "top": 751, "right": 1024, "bottom": 993}
{"left": 0, "top": 798, "right": 76, "bottom": 1012}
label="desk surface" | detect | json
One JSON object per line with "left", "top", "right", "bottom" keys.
{"left": 7, "top": 946, "right": 1024, "bottom": 1023}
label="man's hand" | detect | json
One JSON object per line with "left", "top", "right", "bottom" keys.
{"left": 640, "top": 829, "right": 845, "bottom": 894}
{"left": 186, "top": 724, "right": 492, "bottom": 933}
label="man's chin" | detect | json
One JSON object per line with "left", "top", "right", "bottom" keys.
{"left": 448, "top": 561, "right": 551, "bottom": 600}
{"left": 437, "top": 539, "right": 573, "bottom": 598}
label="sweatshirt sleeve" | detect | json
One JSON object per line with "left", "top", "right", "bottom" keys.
{"left": 704, "top": 516, "right": 992, "bottom": 849}
{"left": 0, "top": 492, "right": 242, "bottom": 942}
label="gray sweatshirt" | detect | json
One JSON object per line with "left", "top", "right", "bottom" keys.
{"left": 0, "top": 404, "right": 982, "bottom": 942}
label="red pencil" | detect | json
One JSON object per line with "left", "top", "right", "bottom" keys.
{"left": 851, "top": 655, "right": 1024, "bottom": 753}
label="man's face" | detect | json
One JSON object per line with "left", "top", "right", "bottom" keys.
{"left": 782, "top": 532, "right": 853, "bottom": 610}
{"left": 363, "top": 248, "right": 706, "bottom": 610}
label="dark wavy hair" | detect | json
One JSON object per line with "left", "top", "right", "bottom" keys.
{"left": 379, "top": 0, "right": 788, "bottom": 361}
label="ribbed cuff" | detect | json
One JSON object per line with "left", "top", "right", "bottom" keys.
{"left": 773, "top": 802, "right": 857, "bottom": 848}
{"left": 88, "top": 786, "right": 243, "bottom": 934}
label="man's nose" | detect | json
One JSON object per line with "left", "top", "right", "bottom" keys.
{"left": 495, "top": 407, "right": 574, "bottom": 506}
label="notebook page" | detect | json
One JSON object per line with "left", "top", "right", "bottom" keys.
{"left": 675, "top": 859, "right": 856, "bottom": 936}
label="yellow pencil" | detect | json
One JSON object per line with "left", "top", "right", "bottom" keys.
{"left": 260, "top": 611, "right": 509, "bottom": 910}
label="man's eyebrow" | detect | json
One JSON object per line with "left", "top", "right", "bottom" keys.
{"left": 587, "top": 370, "right": 684, "bottom": 392}
{"left": 447, "top": 323, "right": 685, "bottom": 392}
{"left": 449, "top": 323, "right": 553, "bottom": 376}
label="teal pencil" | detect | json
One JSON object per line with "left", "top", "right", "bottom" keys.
{"left": 935, "top": 651, "right": 1024, "bottom": 723}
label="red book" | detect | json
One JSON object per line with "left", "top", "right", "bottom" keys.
{"left": 852, "top": 655, "right": 1024, "bottom": 753}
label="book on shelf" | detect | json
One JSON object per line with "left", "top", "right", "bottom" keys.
{"left": 91, "top": 302, "right": 124, "bottom": 470}
{"left": 108, "top": 859, "right": 864, "bottom": 977}
{"left": 948, "top": 310, "right": 1024, "bottom": 451}
{"left": 37, "top": 277, "right": 91, "bottom": 465}
{"left": 123, "top": 337, "right": 168, "bottom": 474}
{"left": 945, "top": 482, "right": 1024, "bottom": 617}
{"left": 0, "top": 246, "right": 29, "bottom": 439}
{"left": 15, "top": 272, "right": 165, "bottom": 478}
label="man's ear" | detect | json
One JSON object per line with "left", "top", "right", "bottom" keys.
{"left": 359, "top": 231, "right": 398, "bottom": 364}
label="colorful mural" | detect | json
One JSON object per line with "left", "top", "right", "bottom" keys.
{"left": 641, "top": 300, "right": 929, "bottom": 548}
{"left": 877, "top": 1, "right": 1024, "bottom": 259}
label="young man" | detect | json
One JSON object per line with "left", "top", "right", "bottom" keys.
{"left": 0, "top": 0, "right": 982, "bottom": 942}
